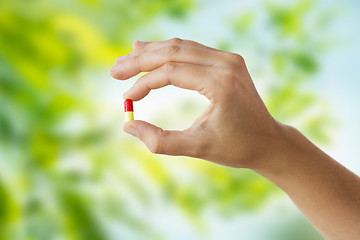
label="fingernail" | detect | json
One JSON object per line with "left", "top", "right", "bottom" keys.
{"left": 125, "top": 125, "right": 138, "bottom": 137}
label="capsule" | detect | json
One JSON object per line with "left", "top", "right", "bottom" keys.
{"left": 124, "top": 99, "right": 134, "bottom": 122}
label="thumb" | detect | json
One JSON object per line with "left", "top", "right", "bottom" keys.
{"left": 123, "top": 120, "right": 198, "bottom": 156}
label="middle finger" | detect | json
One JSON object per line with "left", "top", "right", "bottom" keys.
{"left": 110, "top": 43, "right": 223, "bottom": 80}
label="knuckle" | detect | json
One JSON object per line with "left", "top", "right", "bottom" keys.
{"left": 163, "top": 62, "right": 177, "bottom": 73}
{"left": 130, "top": 55, "right": 140, "bottom": 64}
{"left": 149, "top": 131, "right": 164, "bottom": 154}
{"left": 170, "top": 37, "right": 183, "bottom": 45}
{"left": 228, "top": 53, "right": 245, "bottom": 65}
{"left": 165, "top": 44, "right": 182, "bottom": 58}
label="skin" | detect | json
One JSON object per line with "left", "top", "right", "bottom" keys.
{"left": 110, "top": 38, "right": 360, "bottom": 240}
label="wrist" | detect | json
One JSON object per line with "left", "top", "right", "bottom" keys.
{"left": 250, "top": 121, "right": 311, "bottom": 180}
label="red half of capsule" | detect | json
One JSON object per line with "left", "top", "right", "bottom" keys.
{"left": 124, "top": 99, "right": 133, "bottom": 112}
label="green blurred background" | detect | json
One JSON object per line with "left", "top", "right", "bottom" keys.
{"left": 1, "top": 0, "right": 359, "bottom": 239}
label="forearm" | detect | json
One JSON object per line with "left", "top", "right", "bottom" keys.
{"left": 254, "top": 123, "right": 360, "bottom": 240}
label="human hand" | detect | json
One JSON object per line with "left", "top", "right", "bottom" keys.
{"left": 110, "top": 38, "right": 282, "bottom": 169}
{"left": 111, "top": 38, "right": 360, "bottom": 240}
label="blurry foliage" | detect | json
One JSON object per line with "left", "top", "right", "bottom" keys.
{"left": 0, "top": 0, "right": 335, "bottom": 239}
{"left": 228, "top": 1, "right": 336, "bottom": 146}
{"left": 232, "top": 12, "right": 255, "bottom": 33}
{"left": 265, "top": 0, "right": 335, "bottom": 144}
{"left": 0, "top": 0, "right": 194, "bottom": 239}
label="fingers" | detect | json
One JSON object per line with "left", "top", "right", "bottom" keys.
{"left": 123, "top": 120, "right": 200, "bottom": 157}
{"left": 110, "top": 38, "right": 224, "bottom": 80}
{"left": 132, "top": 38, "right": 221, "bottom": 53}
{"left": 115, "top": 39, "right": 217, "bottom": 65}
{"left": 123, "top": 62, "right": 214, "bottom": 101}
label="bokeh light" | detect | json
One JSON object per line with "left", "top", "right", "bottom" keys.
{"left": 1, "top": 0, "right": 359, "bottom": 239}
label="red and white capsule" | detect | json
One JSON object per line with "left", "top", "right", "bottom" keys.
{"left": 124, "top": 99, "right": 134, "bottom": 122}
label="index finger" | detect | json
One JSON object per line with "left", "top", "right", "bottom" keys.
{"left": 123, "top": 62, "right": 216, "bottom": 101}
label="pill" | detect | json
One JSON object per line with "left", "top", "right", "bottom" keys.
{"left": 124, "top": 99, "right": 134, "bottom": 122}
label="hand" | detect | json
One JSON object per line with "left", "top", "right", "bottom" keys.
{"left": 110, "top": 39, "right": 360, "bottom": 240}
{"left": 110, "top": 38, "right": 282, "bottom": 169}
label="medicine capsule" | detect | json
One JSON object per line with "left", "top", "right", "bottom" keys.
{"left": 124, "top": 99, "right": 134, "bottom": 122}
